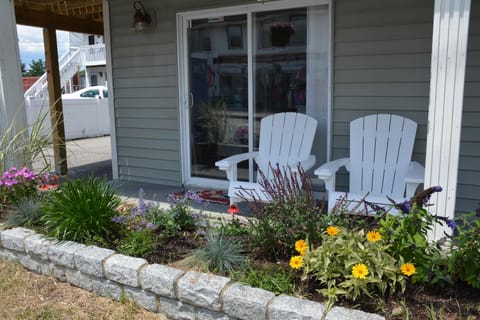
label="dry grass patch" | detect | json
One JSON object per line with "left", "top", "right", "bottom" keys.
{"left": 0, "top": 260, "right": 167, "bottom": 320}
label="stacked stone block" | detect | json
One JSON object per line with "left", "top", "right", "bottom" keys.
{"left": 0, "top": 227, "right": 384, "bottom": 320}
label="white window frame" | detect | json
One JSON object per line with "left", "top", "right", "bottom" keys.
{"left": 177, "top": 0, "right": 332, "bottom": 188}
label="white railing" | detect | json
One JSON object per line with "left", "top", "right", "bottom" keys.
{"left": 24, "top": 47, "right": 81, "bottom": 100}
{"left": 79, "top": 44, "right": 106, "bottom": 66}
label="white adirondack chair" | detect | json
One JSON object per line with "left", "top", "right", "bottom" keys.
{"left": 216, "top": 112, "right": 318, "bottom": 204}
{"left": 315, "top": 114, "right": 425, "bottom": 213}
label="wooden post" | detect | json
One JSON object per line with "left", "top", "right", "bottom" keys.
{"left": 425, "top": 0, "right": 471, "bottom": 240}
{"left": 44, "top": 26, "right": 68, "bottom": 175}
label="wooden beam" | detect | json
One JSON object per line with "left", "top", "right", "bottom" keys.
{"left": 16, "top": 7, "right": 103, "bottom": 35}
{"left": 44, "top": 26, "right": 68, "bottom": 175}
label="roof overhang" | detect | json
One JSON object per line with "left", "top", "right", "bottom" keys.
{"left": 14, "top": 0, "right": 104, "bottom": 35}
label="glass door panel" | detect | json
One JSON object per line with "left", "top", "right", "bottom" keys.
{"left": 252, "top": 6, "right": 328, "bottom": 166}
{"left": 188, "top": 15, "right": 249, "bottom": 180}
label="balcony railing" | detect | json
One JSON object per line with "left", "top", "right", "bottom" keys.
{"left": 79, "top": 44, "right": 106, "bottom": 66}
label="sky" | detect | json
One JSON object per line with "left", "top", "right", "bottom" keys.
{"left": 16, "top": 25, "right": 70, "bottom": 68}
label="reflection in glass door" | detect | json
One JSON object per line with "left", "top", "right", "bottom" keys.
{"left": 183, "top": 3, "right": 329, "bottom": 184}
{"left": 188, "top": 15, "right": 249, "bottom": 180}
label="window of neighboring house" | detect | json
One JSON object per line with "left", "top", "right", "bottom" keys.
{"left": 90, "top": 74, "right": 98, "bottom": 86}
{"left": 80, "top": 89, "right": 99, "bottom": 98}
{"left": 227, "top": 25, "right": 243, "bottom": 49}
{"left": 103, "top": 89, "right": 108, "bottom": 98}
{"left": 88, "top": 35, "right": 95, "bottom": 45}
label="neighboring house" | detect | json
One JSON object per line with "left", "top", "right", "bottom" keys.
{"left": 0, "top": 0, "right": 477, "bottom": 240}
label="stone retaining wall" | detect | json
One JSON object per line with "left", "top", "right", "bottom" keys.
{"left": 0, "top": 227, "right": 384, "bottom": 320}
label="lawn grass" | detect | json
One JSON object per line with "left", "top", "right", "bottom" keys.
{"left": 0, "top": 260, "right": 166, "bottom": 320}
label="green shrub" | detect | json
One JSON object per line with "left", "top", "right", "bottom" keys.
{"left": 377, "top": 187, "right": 449, "bottom": 285}
{"left": 302, "top": 227, "right": 409, "bottom": 314}
{"left": 215, "top": 216, "right": 249, "bottom": 237}
{"left": 41, "top": 176, "right": 121, "bottom": 243}
{"left": 194, "top": 232, "right": 247, "bottom": 275}
{"left": 233, "top": 263, "right": 296, "bottom": 295}
{"left": 447, "top": 211, "right": 480, "bottom": 288}
{"left": 7, "top": 196, "right": 44, "bottom": 227}
{"left": 245, "top": 165, "right": 328, "bottom": 260}
{"left": 116, "top": 230, "right": 157, "bottom": 258}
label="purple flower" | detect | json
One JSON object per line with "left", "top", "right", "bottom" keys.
{"left": 398, "top": 200, "right": 411, "bottom": 214}
{"left": 476, "top": 207, "right": 480, "bottom": 217}
{"left": 432, "top": 186, "right": 443, "bottom": 193}
{"left": 145, "top": 222, "right": 157, "bottom": 230}
{"left": 112, "top": 216, "right": 124, "bottom": 223}
{"left": 446, "top": 219, "right": 457, "bottom": 230}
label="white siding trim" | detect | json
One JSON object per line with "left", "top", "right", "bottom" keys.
{"left": 0, "top": 0, "right": 27, "bottom": 168}
{"left": 103, "top": 0, "right": 118, "bottom": 179}
{"left": 425, "top": 0, "right": 471, "bottom": 240}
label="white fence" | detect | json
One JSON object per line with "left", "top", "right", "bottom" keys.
{"left": 26, "top": 98, "right": 110, "bottom": 140}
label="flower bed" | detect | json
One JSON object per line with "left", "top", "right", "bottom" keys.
{"left": 0, "top": 227, "right": 382, "bottom": 320}
{"left": 1, "top": 166, "right": 479, "bottom": 319}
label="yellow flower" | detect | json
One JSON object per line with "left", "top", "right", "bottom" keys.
{"left": 289, "top": 256, "right": 303, "bottom": 269}
{"left": 351, "top": 263, "right": 369, "bottom": 279}
{"left": 295, "top": 239, "right": 308, "bottom": 255}
{"left": 400, "top": 263, "right": 416, "bottom": 276}
{"left": 366, "top": 230, "right": 381, "bottom": 243}
{"left": 326, "top": 226, "right": 340, "bottom": 237}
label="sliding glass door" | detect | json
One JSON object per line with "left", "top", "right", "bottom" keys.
{"left": 180, "top": 1, "right": 329, "bottom": 186}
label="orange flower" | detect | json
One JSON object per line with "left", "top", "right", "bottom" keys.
{"left": 227, "top": 204, "right": 239, "bottom": 214}
{"left": 326, "top": 226, "right": 340, "bottom": 237}
{"left": 400, "top": 263, "right": 416, "bottom": 276}
{"left": 295, "top": 239, "right": 308, "bottom": 255}
{"left": 366, "top": 230, "right": 381, "bottom": 243}
{"left": 289, "top": 256, "right": 303, "bottom": 269}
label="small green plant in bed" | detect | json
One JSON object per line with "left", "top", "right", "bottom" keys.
{"left": 117, "top": 229, "right": 157, "bottom": 258}
{"left": 7, "top": 196, "right": 45, "bottom": 228}
{"left": 232, "top": 262, "right": 296, "bottom": 296}
{"left": 41, "top": 176, "right": 121, "bottom": 243}
{"left": 194, "top": 231, "right": 247, "bottom": 275}
{"left": 446, "top": 210, "right": 480, "bottom": 289}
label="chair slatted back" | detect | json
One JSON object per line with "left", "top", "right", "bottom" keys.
{"left": 256, "top": 112, "right": 317, "bottom": 180}
{"left": 349, "top": 114, "right": 417, "bottom": 198}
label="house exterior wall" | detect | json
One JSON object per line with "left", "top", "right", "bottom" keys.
{"left": 458, "top": 0, "right": 480, "bottom": 213}
{"left": 109, "top": 0, "right": 478, "bottom": 213}
{"left": 109, "top": 0, "right": 245, "bottom": 186}
{"left": 332, "top": 0, "right": 433, "bottom": 189}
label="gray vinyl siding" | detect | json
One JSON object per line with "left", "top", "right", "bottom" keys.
{"left": 458, "top": 1, "right": 480, "bottom": 213}
{"left": 109, "top": 0, "right": 248, "bottom": 186}
{"left": 332, "top": 0, "right": 433, "bottom": 190}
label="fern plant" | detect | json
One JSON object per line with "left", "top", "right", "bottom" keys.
{"left": 41, "top": 176, "right": 121, "bottom": 243}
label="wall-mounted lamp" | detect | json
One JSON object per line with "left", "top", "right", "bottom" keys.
{"left": 132, "top": 1, "right": 152, "bottom": 31}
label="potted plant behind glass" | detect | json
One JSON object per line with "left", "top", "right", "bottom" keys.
{"left": 196, "top": 100, "right": 228, "bottom": 165}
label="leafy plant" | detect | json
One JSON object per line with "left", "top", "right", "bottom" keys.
{"left": 377, "top": 187, "right": 449, "bottom": 285}
{"left": 215, "top": 216, "right": 249, "bottom": 237}
{"left": 194, "top": 231, "right": 247, "bottom": 275}
{"left": 116, "top": 230, "right": 157, "bottom": 258}
{"left": 0, "top": 167, "right": 55, "bottom": 205}
{"left": 302, "top": 227, "right": 409, "bottom": 316}
{"left": 198, "top": 100, "right": 228, "bottom": 144}
{"left": 7, "top": 196, "right": 44, "bottom": 227}
{"left": 233, "top": 263, "right": 296, "bottom": 295}
{"left": 446, "top": 211, "right": 480, "bottom": 288}
{"left": 41, "top": 176, "right": 121, "bottom": 243}
{"left": 166, "top": 189, "right": 204, "bottom": 231}
{"left": 244, "top": 165, "right": 327, "bottom": 260}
